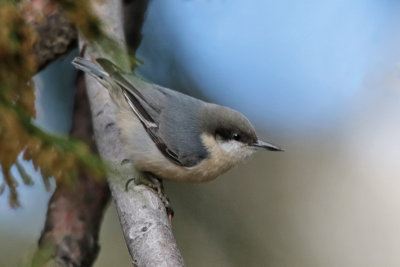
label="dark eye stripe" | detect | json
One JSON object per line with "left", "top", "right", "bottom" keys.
{"left": 215, "top": 128, "right": 232, "bottom": 140}
{"left": 215, "top": 128, "right": 255, "bottom": 144}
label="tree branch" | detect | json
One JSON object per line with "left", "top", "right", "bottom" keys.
{"left": 123, "top": 0, "right": 150, "bottom": 52}
{"left": 26, "top": 0, "right": 183, "bottom": 264}
{"left": 25, "top": 0, "right": 77, "bottom": 71}
{"left": 32, "top": 74, "right": 111, "bottom": 267}
{"left": 81, "top": 0, "right": 184, "bottom": 265}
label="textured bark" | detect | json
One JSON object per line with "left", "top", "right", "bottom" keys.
{"left": 81, "top": 0, "right": 185, "bottom": 265}
{"left": 25, "top": 0, "right": 77, "bottom": 71}
{"left": 32, "top": 75, "right": 111, "bottom": 267}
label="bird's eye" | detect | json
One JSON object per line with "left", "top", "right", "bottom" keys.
{"left": 232, "top": 133, "right": 241, "bottom": 141}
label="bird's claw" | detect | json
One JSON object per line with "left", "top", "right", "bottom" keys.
{"left": 125, "top": 174, "right": 174, "bottom": 219}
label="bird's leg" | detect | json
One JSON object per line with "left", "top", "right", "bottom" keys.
{"left": 125, "top": 173, "right": 174, "bottom": 219}
{"left": 147, "top": 174, "right": 174, "bottom": 219}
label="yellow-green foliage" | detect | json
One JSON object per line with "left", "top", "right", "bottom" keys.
{"left": 0, "top": 0, "right": 107, "bottom": 208}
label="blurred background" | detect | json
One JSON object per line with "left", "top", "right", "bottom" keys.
{"left": 2, "top": 0, "right": 400, "bottom": 266}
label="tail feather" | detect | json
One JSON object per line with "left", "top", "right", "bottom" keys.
{"left": 72, "top": 57, "right": 109, "bottom": 80}
{"left": 72, "top": 57, "right": 130, "bottom": 111}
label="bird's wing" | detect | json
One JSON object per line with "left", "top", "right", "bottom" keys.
{"left": 96, "top": 58, "right": 184, "bottom": 166}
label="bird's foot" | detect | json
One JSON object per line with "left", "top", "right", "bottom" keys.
{"left": 125, "top": 174, "right": 174, "bottom": 220}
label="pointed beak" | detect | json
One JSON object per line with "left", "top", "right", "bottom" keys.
{"left": 251, "top": 140, "right": 284, "bottom": 151}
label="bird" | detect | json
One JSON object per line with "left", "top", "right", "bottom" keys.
{"left": 72, "top": 57, "right": 282, "bottom": 211}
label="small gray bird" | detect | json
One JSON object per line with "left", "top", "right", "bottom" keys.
{"left": 72, "top": 57, "right": 282, "bottom": 184}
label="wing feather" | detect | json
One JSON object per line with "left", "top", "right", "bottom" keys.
{"left": 96, "top": 59, "right": 184, "bottom": 166}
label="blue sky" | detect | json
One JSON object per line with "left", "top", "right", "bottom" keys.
{"left": 137, "top": 0, "right": 400, "bottom": 129}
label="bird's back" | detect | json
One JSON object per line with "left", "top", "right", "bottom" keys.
{"left": 121, "top": 73, "right": 210, "bottom": 167}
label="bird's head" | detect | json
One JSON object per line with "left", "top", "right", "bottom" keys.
{"left": 200, "top": 104, "right": 283, "bottom": 165}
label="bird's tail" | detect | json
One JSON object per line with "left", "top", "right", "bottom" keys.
{"left": 72, "top": 57, "right": 110, "bottom": 80}
{"left": 71, "top": 57, "right": 130, "bottom": 110}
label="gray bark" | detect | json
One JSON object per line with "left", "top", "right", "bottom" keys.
{"left": 82, "top": 0, "right": 184, "bottom": 266}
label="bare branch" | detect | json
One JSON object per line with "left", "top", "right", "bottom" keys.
{"left": 32, "top": 75, "right": 110, "bottom": 267}
{"left": 81, "top": 0, "right": 184, "bottom": 265}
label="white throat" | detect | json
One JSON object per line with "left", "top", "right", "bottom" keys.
{"left": 216, "top": 138, "right": 255, "bottom": 164}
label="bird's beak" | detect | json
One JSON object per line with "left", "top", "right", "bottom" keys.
{"left": 251, "top": 140, "right": 284, "bottom": 151}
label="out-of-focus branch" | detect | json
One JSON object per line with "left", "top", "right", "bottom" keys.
{"left": 24, "top": 0, "right": 150, "bottom": 72}
{"left": 82, "top": 0, "right": 184, "bottom": 265}
{"left": 32, "top": 74, "right": 110, "bottom": 267}
{"left": 25, "top": 0, "right": 77, "bottom": 71}
{"left": 123, "top": 0, "right": 149, "bottom": 51}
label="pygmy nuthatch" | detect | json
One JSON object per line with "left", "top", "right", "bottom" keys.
{"left": 72, "top": 57, "right": 283, "bottom": 183}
